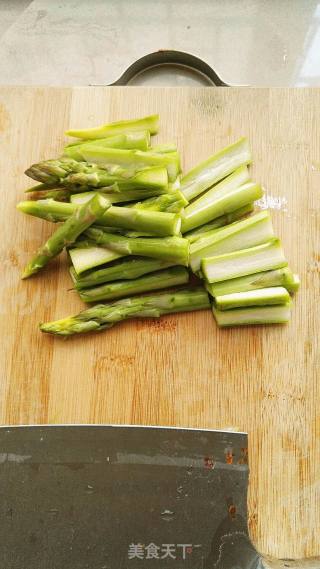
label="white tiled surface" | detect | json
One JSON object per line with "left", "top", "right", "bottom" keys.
{"left": 0, "top": 0, "right": 320, "bottom": 86}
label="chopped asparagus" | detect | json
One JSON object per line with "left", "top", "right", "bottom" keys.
{"left": 40, "top": 287, "right": 210, "bottom": 336}
{"left": 79, "top": 146, "right": 180, "bottom": 182}
{"left": 129, "top": 191, "right": 188, "bottom": 213}
{"left": 17, "top": 199, "right": 181, "bottom": 236}
{"left": 70, "top": 188, "right": 169, "bottom": 204}
{"left": 65, "top": 114, "right": 159, "bottom": 139}
{"left": 189, "top": 210, "right": 274, "bottom": 272}
{"left": 70, "top": 246, "right": 124, "bottom": 274}
{"left": 202, "top": 239, "right": 287, "bottom": 283}
{"left": 215, "top": 286, "right": 290, "bottom": 310}
{"left": 181, "top": 169, "right": 262, "bottom": 233}
{"left": 181, "top": 137, "right": 252, "bottom": 201}
{"left": 185, "top": 204, "right": 254, "bottom": 243}
{"left": 205, "top": 267, "right": 299, "bottom": 297}
{"left": 71, "top": 257, "right": 177, "bottom": 289}
{"left": 25, "top": 158, "right": 168, "bottom": 192}
{"left": 21, "top": 193, "right": 110, "bottom": 279}
{"left": 212, "top": 302, "right": 291, "bottom": 327}
{"left": 79, "top": 266, "right": 189, "bottom": 303}
{"left": 84, "top": 228, "right": 189, "bottom": 266}
{"left": 64, "top": 131, "right": 150, "bottom": 159}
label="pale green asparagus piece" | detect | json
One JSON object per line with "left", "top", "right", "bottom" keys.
{"left": 215, "top": 286, "right": 290, "bottom": 310}
{"left": 17, "top": 199, "right": 181, "bottom": 236}
{"left": 64, "top": 131, "right": 151, "bottom": 159}
{"left": 71, "top": 257, "right": 177, "bottom": 289}
{"left": 184, "top": 204, "right": 254, "bottom": 243}
{"left": 181, "top": 168, "right": 262, "bottom": 233}
{"left": 130, "top": 191, "right": 188, "bottom": 213}
{"left": 84, "top": 228, "right": 189, "bottom": 266}
{"left": 189, "top": 210, "right": 274, "bottom": 272}
{"left": 65, "top": 114, "right": 159, "bottom": 139}
{"left": 202, "top": 239, "right": 287, "bottom": 283}
{"left": 70, "top": 187, "right": 174, "bottom": 204}
{"left": 212, "top": 302, "right": 291, "bottom": 327}
{"left": 79, "top": 266, "right": 189, "bottom": 303}
{"left": 71, "top": 189, "right": 187, "bottom": 212}
{"left": 205, "top": 267, "right": 299, "bottom": 297}
{"left": 78, "top": 146, "right": 181, "bottom": 182}
{"left": 69, "top": 246, "right": 124, "bottom": 274}
{"left": 21, "top": 193, "right": 110, "bottom": 279}
{"left": 181, "top": 137, "right": 252, "bottom": 201}
{"left": 40, "top": 287, "right": 210, "bottom": 336}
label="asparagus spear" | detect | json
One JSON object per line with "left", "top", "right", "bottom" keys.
{"left": 78, "top": 266, "right": 189, "bottom": 303}
{"left": 184, "top": 204, "right": 254, "bottom": 243}
{"left": 40, "top": 287, "right": 210, "bottom": 336}
{"left": 79, "top": 146, "right": 181, "bottom": 182}
{"left": 212, "top": 302, "right": 291, "bottom": 327}
{"left": 70, "top": 188, "right": 173, "bottom": 204}
{"left": 71, "top": 257, "right": 177, "bottom": 289}
{"left": 21, "top": 193, "right": 110, "bottom": 279}
{"left": 79, "top": 228, "right": 189, "bottom": 267}
{"left": 70, "top": 189, "right": 187, "bottom": 212}
{"left": 181, "top": 137, "right": 252, "bottom": 201}
{"left": 69, "top": 246, "right": 124, "bottom": 273}
{"left": 202, "top": 239, "right": 287, "bottom": 284}
{"left": 25, "top": 158, "right": 168, "bottom": 192}
{"left": 64, "top": 131, "right": 150, "bottom": 159}
{"left": 181, "top": 168, "right": 262, "bottom": 233}
{"left": 215, "top": 286, "right": 290, "bottom": 310}
{"left": 17, "top": 200, "right": 181, "bottom": 236}
{"left": 130, "top": 191, "right": 188, "bottom": 213}
{"left": 205, "top": 267, "right": 299, "bottom": 297}
{"left": 189, "top": 211, "right": 274, "bottom": 272}
{"left": 65, "top": 114, "right": 159, "bottom": 139}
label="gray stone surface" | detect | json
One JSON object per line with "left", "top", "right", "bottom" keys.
{"left": 0, "top": 0, "right": 319, "bottom": 86}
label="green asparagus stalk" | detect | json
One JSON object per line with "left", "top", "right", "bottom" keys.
{"left": 65, "top": 114, "right": 159, "bottom": 139}
{"left": 181, "top": 168, "right": 262, "bottom": 233}
{"left": 78, "top": 266, "right": 189, "bottom": 303}
{"left": 64, "top": 131, "right": 150, "bottom": 159}
{"left": 71, "top": 257, "right": 177, "bottom": 290}
{"left": 130, "top": 191, "right": 188, "bottom": 213}
{"left": 17, "top": 199, "right": 181, "bottom": 236}
{"left": 25, "top": 158, "right": 168, "bottom": 192}
{"left": 25, "top": 188, "right": 71, "bottom": 201}
{"left": 78, "top": 146, "right": 181, "bottom": 182}
{"left": 214, "top": 286, "right": 290, "bottom": 311}
{"left": 40, "top": 287, "right": 210, "bottom": 336}
{"left": 205, "top": 267, "right": 299, "bottom": 297}
{"left": 181, "top": 137, "right": 252, "bottom": 201}
{"left": 83, "top": 228, "right": 189, "bottom": 266}
{"left": 21, "top": 193, "right": 110, "bottom": 279}
{"left": 189, "top": 211, "right": 274, "bottom": 272}
{"left": 69, "top": 246, "right": 124, "bottom": 273}
{"left": 70, "top": 187, "right": 172, "bottom": 204}
{"left": 184, "top": 204, "right": 254, "bottom": 243}
{"left": 212, "top": 302, "right": 291, "bottom": 327}
{"left": 202, "top": 239, "right": 287, "bottom": 284}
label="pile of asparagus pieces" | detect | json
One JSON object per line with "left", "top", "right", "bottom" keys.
{"left": 17, "top": 114, "right": 299, "bottom": 336}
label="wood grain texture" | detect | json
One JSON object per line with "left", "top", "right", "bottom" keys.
{"left": 0, "top": 87, "right": 319, "bottom": 561}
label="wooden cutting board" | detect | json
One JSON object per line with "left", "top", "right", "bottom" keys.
{"left": 0, "top": 86, "right": 319, "bottom": 564}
